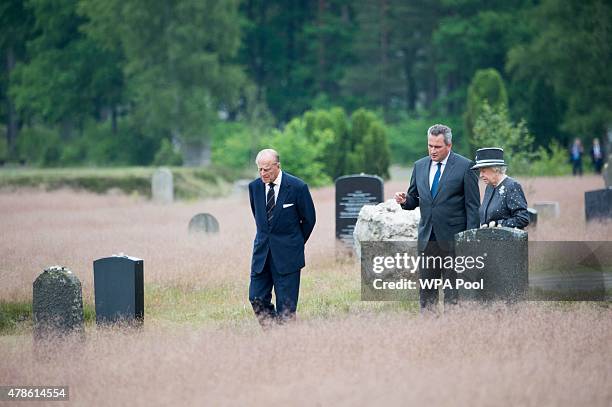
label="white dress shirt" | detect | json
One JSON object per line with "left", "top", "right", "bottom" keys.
{"left": 265, "top": 170, "right": 283, "bottom": 204}
{"left": 429, "top": 153, "right": 450, "bottom": 189}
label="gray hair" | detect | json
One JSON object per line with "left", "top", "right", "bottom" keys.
{"left": 255, "top": 148, "right": 280, "bottom": 165}
{"left": 491, "top": 165, "right": 507, "bottom": 175}
{"left": 427, "top": 124, "right": 452, "bottom": 145}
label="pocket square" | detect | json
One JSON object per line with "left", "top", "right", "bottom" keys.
{"left": 283, "top": 203, "right": 294, "bottom": 208}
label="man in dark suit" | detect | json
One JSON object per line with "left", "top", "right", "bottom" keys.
{"left": 395, "top": 124, "right": 480, "bottom": 311}
{"left": 248, "top": 149, "right": 316, "bottom": 325}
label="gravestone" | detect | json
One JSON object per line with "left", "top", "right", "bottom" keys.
{"left": 455, "top": 227, "right": 528, "bottom": 302}
{"left": 584, "top": 188, "right": 612, "bottom": 222}
{"left": 533, "top": 201, "right": 560, "bottom": 220}
{"left": 151, "top": 168, "right": 173, "bottom": 204}
{"left": 527, "top": 208, "right": 538, "bottom": 228}
{"left": 336, "top": 174, "right": 384, "bottom": 247}
{"left": 188, "top": 213, "right": 220, "bottom": 234}
{"left": 604, "top": 160, "right": 611, "bottom": 188}
{"left": 93, "top": 255, "right": 144, "bottom": 325}
{"left": 33, "top": 266, "right": 84, "bottom": 340}
{"left": 353, "top": 199, "right": 420, "bottom": 258}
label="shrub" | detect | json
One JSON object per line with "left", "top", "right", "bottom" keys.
{"left": 16, "top": 125, "right": 62, "bottom": 166}
{"left": 153, "top": 139, "right": 183, "bottom": 166}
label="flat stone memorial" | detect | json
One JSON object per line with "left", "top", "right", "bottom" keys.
{"left": 533, "top": 201, "right": 560, "bottom": 220}
{"left": 336, "top": 174, "right": 384, "bottom": 248}
{"left": 33, "top": 266, "right": 84, "bottom": 340}
{"left": 585, "top": 188, "right": 612, "bottom": 222}
{"left": 152, "top": 168, "right": 173, "bottom": 204}
{"left": 455, "top": 227, "right": 528, "bottom": 302}
{"left": 527, "top": 208, "right": 538, "bottom": 228}
{"left": 93, "top": 255, "right": 144, "bottom": 325}
{"left": 188, "top": 213, "right": 219, "bottom": 234}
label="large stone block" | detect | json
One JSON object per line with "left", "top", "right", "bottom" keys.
{"left": 353, "top": 199, "right": 420, "bottom": 258}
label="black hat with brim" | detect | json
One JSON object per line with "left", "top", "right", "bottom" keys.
{"left": 471, "top": 147, "right": 507, "bottom": 169}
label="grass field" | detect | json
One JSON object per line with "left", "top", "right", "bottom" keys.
{"left": 0, "top": 173, "right": 610, "bottom": 405}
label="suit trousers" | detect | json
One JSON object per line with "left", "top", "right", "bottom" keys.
{"left": 249, "top": 250, "right": 301, "bottom": 323}
{"left": 419, "top": 233, "right": 458, "bottom": 311}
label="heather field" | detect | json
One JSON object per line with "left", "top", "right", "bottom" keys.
{"left": 1, "top": 174, "right": 611, "bottom": 406}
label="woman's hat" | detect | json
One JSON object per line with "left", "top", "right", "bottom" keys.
{"left": 471, "top": 147, "right": 507, "bottom": 169}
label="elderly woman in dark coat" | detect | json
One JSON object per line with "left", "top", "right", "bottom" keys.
{"left": 471, "top": 148, "right": 530, "bottom": 229}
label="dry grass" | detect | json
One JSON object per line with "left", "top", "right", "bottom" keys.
{"left": 1, "top": 304, "right": 610, "bottom": 406}
{"left": 0, "top": 174, "right": 611, "bottom": 405}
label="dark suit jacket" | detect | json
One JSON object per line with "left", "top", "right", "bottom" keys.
{"left": 479, "top": 176, "right": 529, "bottom": 229}
{"left": 249, "top": 172, "right": 316, "bottom": 275}
{"left": 402, "top": 151, "right": 480, "bottom": 251}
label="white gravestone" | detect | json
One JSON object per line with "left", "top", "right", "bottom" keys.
{"left": 152, "top": 168, "right": 174, "bottom": 204}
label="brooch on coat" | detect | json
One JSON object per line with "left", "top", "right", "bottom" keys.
{"left": 498, "top": 185, "right": 506, "bottom": 196}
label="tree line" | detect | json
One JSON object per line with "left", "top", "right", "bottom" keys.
{"left": 0, "top": 0, "right": 609, "bottom": 174}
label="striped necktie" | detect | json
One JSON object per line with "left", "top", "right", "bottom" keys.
{"left": 266, "top": 182, "right": 275, "bottom": 222}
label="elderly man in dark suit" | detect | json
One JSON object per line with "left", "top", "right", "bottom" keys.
{"left": 248, "top": 149, "right": 316, "bottom": 325}
{"left": 395, "top": 124, "right": 480, "bottom": 312}
{"left": 472, "top": 148, "right": 529, "bottom": 229}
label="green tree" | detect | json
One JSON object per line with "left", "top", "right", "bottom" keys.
{"left": 79, "top": 0, "right": 246, "bottom": 164}
{"left": 464, "top": 68, "right": 508, "bottom": 142}
{"left": 507, "top": 0, "right": 612, "bottom": 138}
{"left": 10, "top": 0, "right": 123, "bottom": 139}
{"left": 0, "top": 0, "right": 34, "bottom": 157}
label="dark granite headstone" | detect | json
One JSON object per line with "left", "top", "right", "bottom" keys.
{"left": 33, "top": 266, "right": 84, "bottom": 340}
{"left": 188, "top": 213, "right": 219, "bottom": 234}
{"left": 93, "top": 255, "right": 144, "bottom": 325}
{"left": 455, "top": 227, "right": 528, "bottom": 302}
{"left": 335, "top": 174, "right": 384, "bottom": 247}
{"left": 585, "top": 188, "right": 612, "bottom": 222}
{"left": 527, "top": 208, "right": 538, "bottom": 228}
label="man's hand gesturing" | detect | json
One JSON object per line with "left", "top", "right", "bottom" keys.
{"left": 394, "top": 192, "right": 406, "bottom": 205}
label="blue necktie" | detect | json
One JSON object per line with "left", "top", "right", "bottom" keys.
{"left": 431, "top": 162, "right": 442, "bottom": 197}
{"left": 266, "top": 182, "right": 275, "bottom": 222}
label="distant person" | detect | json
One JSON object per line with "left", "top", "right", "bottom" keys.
{"left": 471, "top": 148, "right": 529, "bottom": 229}
{"left": 394, "top": 124, "right": 480, "bottom": 312}
{"left": 248, "top": 149, "right": 316, "bottom": 326}
{"left": 590, "top": 138, "right": 605, "bottom": 174}
{"left": 569, "top": 138, "right": 584, "bottom": 176}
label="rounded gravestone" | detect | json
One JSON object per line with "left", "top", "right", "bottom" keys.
{"left": 151, "top": 167, "right": 174, "bottom": 204}
{"left": 33, "top": 266, "right": 84, "bottom": 340}
{"left": 188, "top": 213, "right": 220, "bottom": 234}
{"left": 455, "top": 227, "right": 528, "bottom": 303}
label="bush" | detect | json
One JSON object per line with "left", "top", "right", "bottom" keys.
{"left": 529, "top": 141, "right": 572, "bottom": 176}
{"left": 0, "top": 134, "right": 7, "bottom": 162}
{"left": 264, "top": 120, "right": 331, "bottom": 187}
{"left": 387, "top": 115, "right": 465, "bottom": 164}
{"left": 472, "top": 102, "right": 536, "bottom": 175}
{"left": 153, "top": 138, "right": 183, "bottom": 166}
{"left": 211, "top": 122, "right": 258, "bottom": 169}
{"left": 16, "top": 125, "right": 62, "bottom": 166}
